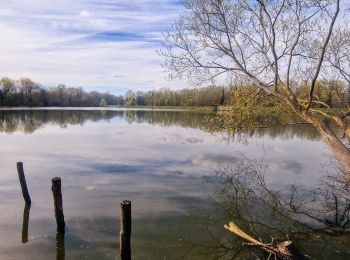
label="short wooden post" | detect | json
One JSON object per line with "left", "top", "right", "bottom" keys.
{"left": 16, "top": 162, "right": 31, "bottom": 206}
{"left": 22, "top": 204, "right": 30, "bottom": 243}
{"left": 120, "top": 200, "right": 131, "bottom": 260}
{"left": 51, "top": 177, "right": 65, "bottom": 233}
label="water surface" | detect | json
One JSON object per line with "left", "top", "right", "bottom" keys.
{"left": 0, "top": 109, "right": 348, "bottom": 259}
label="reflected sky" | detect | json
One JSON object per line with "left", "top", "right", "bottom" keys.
{"left": 0, "top": 109, "right": 333, "bottom": 259}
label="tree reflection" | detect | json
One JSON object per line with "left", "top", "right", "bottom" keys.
{"left": 21, "top": 204, "right": 30, "bottom": 244}
{"left": 56, "top": 232, "right": 65, "bottom": 260}
{"left": 0, "top": 109, "right": 320, "bottom": 141}
{"left": 192, "top": 160, "right": 350, "bottom": 259}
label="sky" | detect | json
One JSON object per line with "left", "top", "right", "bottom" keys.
{"left": 0, "top": 0, "right": 186, "bottom": 94}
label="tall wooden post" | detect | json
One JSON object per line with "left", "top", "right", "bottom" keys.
{"left": 51, "top": 177, "right": 65, "bottom": 233}
{"left": 120, "top": 200, "right": 131, "bottom": 260}
{"left": 16, "top": 162, "right": 31, "bottom": 206}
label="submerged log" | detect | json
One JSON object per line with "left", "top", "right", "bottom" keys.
{"left": 224, "top": 222, "right": 307, "bottom": 260}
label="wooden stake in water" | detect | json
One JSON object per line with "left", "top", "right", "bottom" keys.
{"left": 16, "top": 162, "right": 31, "bottom": 206}
{"left": 51, "top": 177, "right": 65, "bottom": 234}
{"left": 120, "top": 200, "right": 131, "bottom": 260}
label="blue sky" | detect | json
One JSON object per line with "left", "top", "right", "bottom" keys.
{"left": 0, "top": 0, "right": 185, "bottom": 94}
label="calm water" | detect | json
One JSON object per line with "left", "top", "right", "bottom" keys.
{"left": 0, "top": 109, "right": 349, "bottom": 259}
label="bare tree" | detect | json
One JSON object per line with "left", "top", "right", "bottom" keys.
{"left": 327, "top": 27, "right": 350, "bottom": 107}
{"left": 160, "top": 0, "right": 350, "bottom": 171}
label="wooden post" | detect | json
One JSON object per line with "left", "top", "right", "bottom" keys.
{"left": 120, "top": 200, "right": 131, "bottom": 260}
{"left": 51, "top": 177, "right": 65, "bottom": 233}
{"left": 22, "top": 204, "right": 30, "bottom": 244}
{"left": 16, "top": 162, "right": 31, "bottom": 206}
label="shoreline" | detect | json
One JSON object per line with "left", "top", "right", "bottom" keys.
{"left": 0, "top": 106, "right": 215, "bottom": 112}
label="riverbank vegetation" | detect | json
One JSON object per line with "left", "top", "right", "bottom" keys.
{"left": 1, "top": 76, "right": 349, "bottom": 111}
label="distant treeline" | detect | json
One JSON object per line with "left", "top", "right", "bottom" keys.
{"left": 123, "top": 86, "right": 226, "bottom": 106}
{"left": 124, "top": 80, "right": 350, "bottom": 108}
{"left": 1, "top": 77, "right": 350, "bottom": 108}
{"left": 0, "top": 77, "right": 228, "bottom": 107}
{"left": 0, "top": 77, "right": 124, "bottom": 107}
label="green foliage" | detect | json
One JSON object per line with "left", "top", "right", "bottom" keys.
{"left": 123, "top": 86, "right": 228, "bottom": 107}
{"left": 295, "top": 80, "right": 347, "bottom": 108}
{"left": 212, "top": 86, "right": 300, "bottom": 134}
{"left": 99, "top": 99, "right": 108, "bottom": 107}
{"left": 0, "top": 77, "right": 15, "bottom": 92}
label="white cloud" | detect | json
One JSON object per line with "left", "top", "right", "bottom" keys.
{"left": 0, "top": 0, "right": 186, "bottom": 94}
{"left": 79, "top": 10, "right": 91, "bottom": 17}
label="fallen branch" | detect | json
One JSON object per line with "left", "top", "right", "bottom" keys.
{"left": 224, "top": 221, "right": 307, "bottom": 260}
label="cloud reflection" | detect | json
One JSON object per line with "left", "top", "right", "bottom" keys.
{"left": 0, "top": 109, "right": 332, "bottom": 259}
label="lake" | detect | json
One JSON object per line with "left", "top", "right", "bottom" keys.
{"left": 0, "top": 108, "right": 349, "bottom": 259}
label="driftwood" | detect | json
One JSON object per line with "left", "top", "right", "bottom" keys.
{"left": 224, "top": 222, "right": 307, "bottom": 260}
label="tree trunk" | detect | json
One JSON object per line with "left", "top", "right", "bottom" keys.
{"left": 279, "top": 89, "right": 350, "bottom": 173}
{"left": 301, "top": 112, "right": 350, "bottom": 172}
